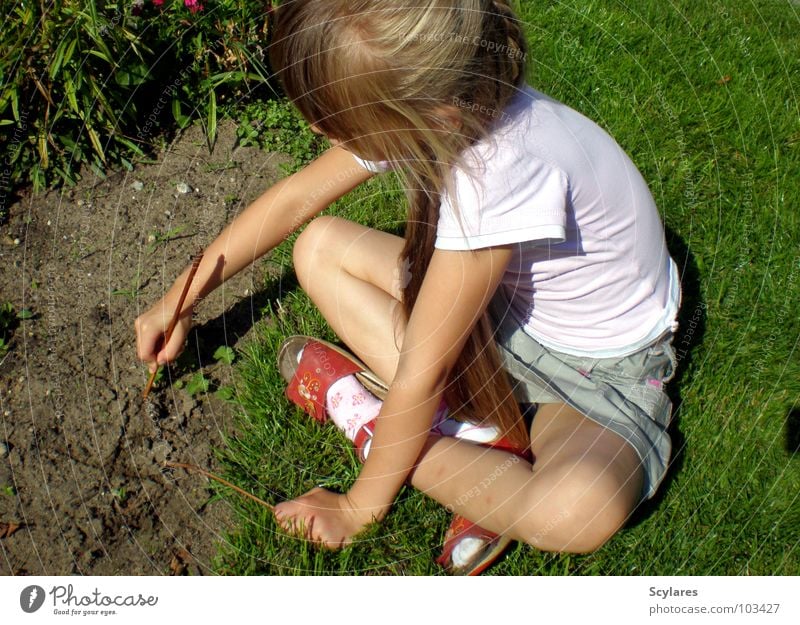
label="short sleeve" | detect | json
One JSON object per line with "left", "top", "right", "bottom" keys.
{"left": 351, "top": 152, "right": 392, "bottom": 174}
{"left": 434, "top": 155, "right": 568, "bottom": 251}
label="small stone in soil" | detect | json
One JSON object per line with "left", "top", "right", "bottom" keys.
{"left": 152, "top": 440, "right": 172, "bottom": 465}
{"left": 132, "top": 181, "right": 144, "bottom": 192}
{"left": 176, "top": 182, "right": 191, "bottom": 194}
{"left": 145, "top": 399, "right": 160, "bottom": 421}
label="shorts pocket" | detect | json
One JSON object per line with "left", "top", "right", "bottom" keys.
{"left": 584, "top": 335, "right": 677, "bottom": 386}
{"left": 648, "top": 339, "right": 678, "bottom": 384}
{"left": 575, "top": 337, "right": 676, "bottom": 423}
{"left": 577, "top": 353, "right": 645, "bottom": 385}
{"left": 621, "top": 376, "right": 673, "bottom": 426}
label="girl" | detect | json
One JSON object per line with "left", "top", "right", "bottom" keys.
{"left": 135, "top": 0, "right": 680, "bottom": 574}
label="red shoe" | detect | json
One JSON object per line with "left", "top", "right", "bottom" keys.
{"left": 436, "top": 514, "right": 514, "bottom": 576}
{"left": 277, "top": 335, "right": 388, "bottom": 460}
{"left": 280, "top": 335, "right": 529, "bottom": 574}
{"left": 437, "top": 436, "right": 532, "bottom": 575}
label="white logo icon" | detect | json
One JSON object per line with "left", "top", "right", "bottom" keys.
{"left": 20, "top": 585, "right": 46, "bottom": 613}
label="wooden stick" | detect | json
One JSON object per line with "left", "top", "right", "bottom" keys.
{"left": 143, "top": 251, "right": 204, "bottom": 399}
{"left": 164, "top": 461, "right": 275, "bottom": 512}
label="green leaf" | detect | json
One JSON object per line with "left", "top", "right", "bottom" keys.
{"left": 215, "top": 385, "right": 235, "bottom": 401}
{"left": 49, "top": 39, "right": 66, "bottom": 80}
{"left": 87, "top": 49, "right": 111, "bottom": 64}
{"left": 10, "top": 88, "right": 19, "bottom": 122}
{"left": 115, "top": 62, "right": 149, "bottom": 87}
{"left": 114, "top": 135, "right": 145, "bottom": 157}
{"left": 88, "top": 77, "right": 119, "bottom": 126}
{"left": 86, "top": 0, "right": 99, "bottom": 25}
{"left": 0, "top": 302, "right": 15, "bottom": 326}
{"left": 207, "top": 89, "right": 217, "bottom": 150}
{"left": 17, "top": 309, "right": 34, "bottom": 320}
{"left": 65, "top": 78, "right": 80, "bottom": 116}
{"left": 207, "top": 71, "right": 245, "bottom": 88}
{"left": 38, "top": 130, "right": 49, "bottom": 169}
{"left": 86, "top": 125, "right": 106, "bottom": 163}
{"left": 63, "top": 38, "right": 78, "bottom": 67}
{"left": 185, "top": 372, "right": 210, "bottom": 396}
{"left": 172, "top": 98, "right": 190, "bottom": 129}
{"left": 213, "top": 345, "right": 235, "bottom": 365}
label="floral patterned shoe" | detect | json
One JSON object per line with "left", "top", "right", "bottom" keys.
{"left": 277, "top": 335, "right": 388, "bottom": 460}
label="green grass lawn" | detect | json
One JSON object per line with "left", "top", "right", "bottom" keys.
{"left": 210, "top": 0, "right": 799, "bottom": 575}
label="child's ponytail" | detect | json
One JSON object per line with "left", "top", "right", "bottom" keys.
{"left": 271, "top": 0, "right": 531, "bottom": 450}
{"left": 490, "top": 0, "right": 528, "bottom": 83}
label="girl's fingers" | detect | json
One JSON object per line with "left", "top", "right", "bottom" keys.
{"left": 156, "top": 318, "right": 190, "bottom": 365}
{"left": 279, "top": 514, "right": 313, "bottom": 538}
{"left": 135, "top": 304, "right": 193, "bottom": 368}
{"left": 274, "top": 505, "right": 319, "bottom": 541}
{"left": 157, "top": 335, "right": 182, "bottom": 365}
{"left": 134, "top": 319, "right": 158, "bottom": 363}
{"left": 273, "top": 502, "right": 302, "bottom": 532}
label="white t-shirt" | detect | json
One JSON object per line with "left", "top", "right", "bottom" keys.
{"left": 351, "top": 85, "right": 680, "bottom": 358}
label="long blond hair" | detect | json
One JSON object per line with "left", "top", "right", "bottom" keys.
{"left": 270, "top": 0, "right": 530, "bottom": 449}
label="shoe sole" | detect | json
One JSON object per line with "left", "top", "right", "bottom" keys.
{"left": 446, "top": 534, "right": 513, "bottom": 576}
{"left": 277, "top": 335, "right": 389, "bottom": 400}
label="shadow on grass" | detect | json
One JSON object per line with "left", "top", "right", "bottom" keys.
{"left": 628, "top": 226, "right": 704, "bottom": 527}
{"left": 188, "top": 264, "right": 302, "bottom": 367}
{"left": 187, "top": 220, "right": 411, "bottom": 367}
{"left": 786, "top": 407, "right": 800, "bottom": 456}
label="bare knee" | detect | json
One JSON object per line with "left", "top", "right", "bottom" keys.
{"left": 293, "top": 216, "right": 341, "bottom": 286}
{"left": 515, "top": 462, "right": 643, "bottom": 554}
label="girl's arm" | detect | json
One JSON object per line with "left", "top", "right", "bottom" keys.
{"left": 135, "top": 146, "right": 373, "bottom": 370}
{"left": 347, "top": 243, "right": 514, "bottom": 521}
{"left": 275, "top": 244, "right": 513, "bottom": 544}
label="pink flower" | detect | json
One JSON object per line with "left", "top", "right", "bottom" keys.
{"left": 184, "top": 0, "right": 203, "bottom": 12}
{"left": 153, "top": 0, "right": 163, "bottom": 5}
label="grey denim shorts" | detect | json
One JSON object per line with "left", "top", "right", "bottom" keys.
{"left": 487, "top": 286, "right": 677, "bottom": 502}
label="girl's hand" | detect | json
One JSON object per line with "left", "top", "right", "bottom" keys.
{"left": 134, "top": 298, "right": 193, "bottom": 373}
{"left": 273, "top": 487, "right": 375, "bottom": 549}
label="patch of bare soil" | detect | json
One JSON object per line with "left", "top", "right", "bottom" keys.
{"left": 0, "top": 121, "right": 292, "bottom": 574}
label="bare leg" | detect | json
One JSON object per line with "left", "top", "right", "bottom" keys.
{"left": 293, "top": 215, "right": 407, "bottom": 382}
{"left": 408, "top": 405, "right": 643, "bottom": 553}
{"left": 293, "top": 216, "right": 644, "bottom": 553}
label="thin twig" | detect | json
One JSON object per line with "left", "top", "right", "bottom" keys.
{"left": 164, "top": 461, "right": 274, "bottom": 513}
{"left": 143, "top": 250, "right": 204, "bottom": 399}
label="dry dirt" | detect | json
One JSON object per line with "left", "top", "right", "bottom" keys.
{"left": 0, "top": 121, "right": 292, "bottom": 574}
